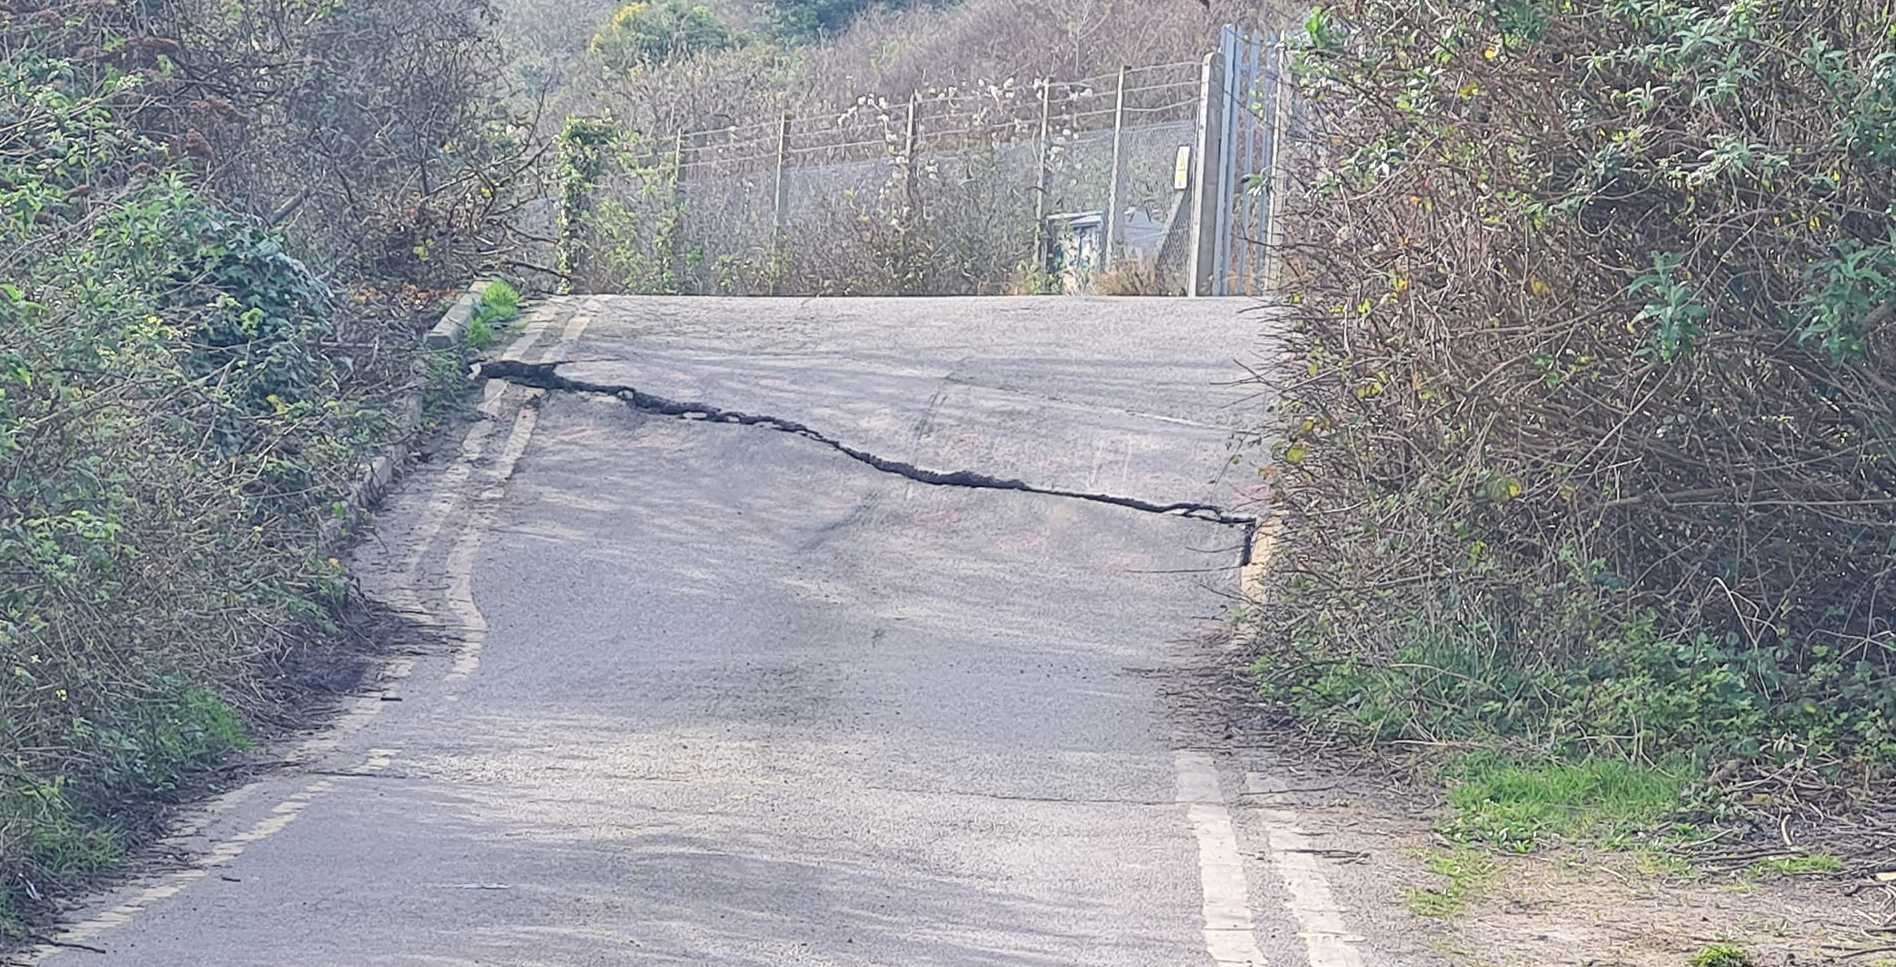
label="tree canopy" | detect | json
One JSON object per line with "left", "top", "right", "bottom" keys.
{"left": 768, "top": 0, "right": 941, "bottom": 40}
{"left": 590, "top": 1, "right": 739, "bottom": 71}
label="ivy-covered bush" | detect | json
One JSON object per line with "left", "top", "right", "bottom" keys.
{"left": 1259, "top": 1, "right": 1896, "bottom": 776}
{"left": 0, "top": 61, "right": 389, "bottom": 935}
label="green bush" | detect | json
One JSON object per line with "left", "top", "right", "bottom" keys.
{"left": 768, "top": 0, "right": 943, "bottom": 39}
{"left": 8, "top": 0, "right": 537, "bottom": 285}
{"left": 590, "top": 1, "right": 740, "bottom": 71}
{"left": 1258, "top": 0, "right": 1896, "bottom": 779}
{"left": 0, "top": 60, "right": 386, "bottom": 932}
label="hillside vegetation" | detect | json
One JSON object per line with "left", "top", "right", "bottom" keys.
{"left": 1259, "top": 0, "right": 1896, "bottom": 844}
{"left": 508, "top": 0, "right": 1273, "bottom": 127}
{"left": 505, "top": 0, "right": 1288, "bottom": 296}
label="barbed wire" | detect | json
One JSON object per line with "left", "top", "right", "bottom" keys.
{"left": 661, "top": 59, "right": 1232, "bottom": 156}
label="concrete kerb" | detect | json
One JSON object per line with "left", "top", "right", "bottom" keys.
{"left": 1239, "top": 513, "right": 1281, "bottom": 603}
{"left": 316, "top": 278, "right": 498, "bottom": 549}
{"left": 424, "top": 278, "right": 498, "bottom": 349}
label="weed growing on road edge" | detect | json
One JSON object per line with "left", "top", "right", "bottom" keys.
{"left": 1744, "top": 854, "right": 1843, "bottom": 881}
{"left": 1405, "top": 847, "right": 1497, "bottom": 920}
{"left": 1690, "top": 944, "right": 1756, "bottom": 967}
{"left": 1095, "top": 260, "right": 1173, "bottom": 296}
{"left": 468, "top": 280, "right": 524, "bottom": 350}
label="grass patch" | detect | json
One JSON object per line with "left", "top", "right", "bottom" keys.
{"left": 480, "top": 279, "right": 521, "bottom": 319}
{"left": 1404, "top": 847, "right": 1497, "bottom": 920}
{"left": 1444, "top": 756, "right": 1689, "bottom": 852}
{"left": 1744, "top": 853, "right": 1843, "bottom": 879}
{"left": 1691, "top": 944, "right": 1756, "bottom": 967}
{"left": 464, "top": 279, "right": 524, "bottom": 351}
{"left": 1633, "top": 848, "right": 1696, "bottom": 881}
{"left": 466, "top": 314, "right": 498, "bottom": 350}
{"left": 1, "top": 783, "right": 124, "bottom": 882}
{"left": 467, "top": 279, "right": 523, "bottom": 351}
{"left": 2, "top": 683, "right": 249, "bottom": 930}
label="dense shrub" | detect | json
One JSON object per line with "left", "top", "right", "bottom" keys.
{"left": 2, "top": 0, "right": 543, "bottom": 285}
{"left": 1258, "top": 0, "right": 1896, "bottom": 776}
{"left": 770, "top": 0, "right": 942, "bottom": 39}
{"left": 1, "top": 0, "right": 537, "bottom": 934}
{"left": 0, "top": 60, "right": 400, "bottom": 930}
{"left": 591, "top": 2, "right": 743, "bottom": 72}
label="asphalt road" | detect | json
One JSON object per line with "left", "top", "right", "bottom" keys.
{"left": 32, "top": 296, "right": 1381, "bottom": 967}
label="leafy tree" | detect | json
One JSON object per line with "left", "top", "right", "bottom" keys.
{"left": 590, "top": 1, "right": 739, "bottom": 71}
{"left": 768, "top": 0, "right": 942, "bottom": 40}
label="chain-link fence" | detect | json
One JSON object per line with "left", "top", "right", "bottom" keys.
{"left": 558, "top": 59, "right": 1210, "bottom": 296}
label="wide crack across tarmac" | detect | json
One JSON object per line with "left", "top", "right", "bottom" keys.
{"left": 479, "top": 359, "right": 1259, "bottom": 566}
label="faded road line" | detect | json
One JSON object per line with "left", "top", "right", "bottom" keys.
{"left": 384, "top": 300, "right": 569, "bottom": 624}
{"left": 28, "top": 750, "right": 400, "bottom": 964}
{"left": 1242, "top": 774, "right": 1367, "bottom": 967}
{"left": 1175, "top": 750, "right": 1267, "bottom": 966}
{"left": 30, "top": 303, "right": 590, "bottom": 964}
{"left": 442, "top": 300, "right": 595, "bottom": 684}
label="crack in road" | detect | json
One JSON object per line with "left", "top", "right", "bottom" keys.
{"left": 478, "top": 359, "right": 1258, "bottom": 564}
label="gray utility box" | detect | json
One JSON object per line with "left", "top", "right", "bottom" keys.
{"left": 1045, "top": 211, "right": 1103, "bottom": 294}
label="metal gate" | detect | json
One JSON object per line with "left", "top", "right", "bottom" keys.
{"left": 1189, "top": 26, "right": 1288, "bottom": 297}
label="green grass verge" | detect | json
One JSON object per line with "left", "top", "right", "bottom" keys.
{"left": 2, "top": 684, "right": 249, "bottom": 939}
{"left": 1442, "top": 755, "right": 1689, "bottom": 852}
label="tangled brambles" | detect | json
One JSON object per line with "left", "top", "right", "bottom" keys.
{"left": 1258, "top": 2, "right": 1896, "bottom": 781}
{"left": 1, "top": 0, "right": 535, "bottom": 934}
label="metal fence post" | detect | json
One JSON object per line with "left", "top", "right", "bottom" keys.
{"left": 1262, "top": 42, "right": 1292, "bottom": 293}
{"left": 1101, "top": 65, "right": 1130, "bottom": 275}
{"left": 1211, "top": 26, "right": 1241, "bottom": 296}
{"left": 903, "top": 94, "right": 922, "bottom": 213}
{"left": 1188, "top": 51, "right": 1226, "bottom": 298}
{"left": 1232, "top": 33, "right": 1271, "bottom": 295}
{"left": 771, "top": 113, "right": 792, "bottom": 295}
{"left": 670, "top": 131, "right": 688, "bottom": 292}
{"left": 1032, "top": 78, "right": 1053, "bottom": 277}
{"left": 899, "top": 94, "right": 923, "bottom": 289}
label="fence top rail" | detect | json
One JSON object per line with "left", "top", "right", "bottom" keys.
{"left": 785, "top": 136, "right": 898, "bottom": 156}
{"left": 656, "top": 57, "right": 1211, "bottom": 150}
{"left": 1126, "top": 58, "right": 1207, "bottom": 75}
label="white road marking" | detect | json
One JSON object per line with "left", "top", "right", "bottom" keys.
{"left": 28, "top": 750, "right": 399, "bottom": 964}
{"left": 1226, "top": 512, "right": 1364, "bottom": 966}
{"left": 30, "top": 301, "right": 586, "bottom": 962}
{"left": 1176, "top": 750, "right": 1268, "bottom": 966}
{"left": 441, "top": 402, "right": 540, "bottom": 682}
{"left": 441, "top": 301, "right": 594, "bottom": 684}
{"left": 382, "top": 301, "right": 567, "bottom": 622}
{"left": 1242, "top": 774, "right": 1367, "bottom": 967}
{"left": 539, "top": 297, "right": 601, "bottom": 364}
{"left": 291, "top": 657, "right": 415, "bottom": 761}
